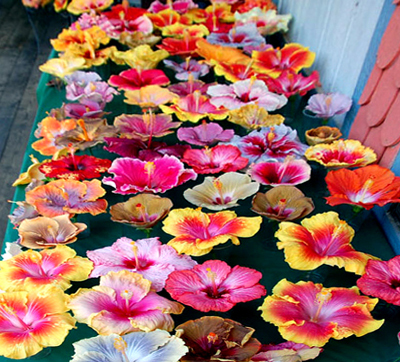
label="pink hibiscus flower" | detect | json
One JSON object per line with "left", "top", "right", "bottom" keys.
{"left": 87, "top": 237, "right": 197, "bottom": 292}
{"left": 165, "top": 259, "right": 266, "bottom": 312}
{"left": 177, "top": 121, "right": 234, "bottom": 146}
{"left": 102, "top": 155, "right": 197, "bottom": 194}
{"left": 228, "top": 124, "right": 308, "bottom": 163}
{"left": 249, "top": 158, "right": 311, "bottom": 186}
{"left": 207, "top": 78, "right": 287, "bottom": 111}
{"left": 109, "top": 69, "right": 170, "bottom": 91}
{"left": 357, "top": 256, "right": 400, "bottom": 306}
{"left": 182, "top": 145, "right": 248, "bottom": 174}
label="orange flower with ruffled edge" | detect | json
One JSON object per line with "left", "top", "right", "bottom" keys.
{"left": 228, "top": 104, "right": 284, "bottom": 130}
{"left": 195, "top": 38, "right": 250, "bottom": 66}
{"left": 252, "top": 43, "right": 315, "bottom": 78}
{"left": 0, "top": 285, "right": 75, "bottom": 360}
{"left": 32, "top": 116, "right": 77, "bottom": 156}
{"left": 305, "top": 139, "right": 377, "bottom": 168}
{"left": 67, "top": 0, "right": 114, "bottom": 15}
{"left": 26, "top": 179, "right": 107, "bottom": 217}
{"left": 54, "top": 0, "right": 68, "bottom": 12}
{"left": 259, "top": 279, "right": 384, "bottom": 347}
{"left": 162, "top": 208, "right": 262, "bottom": 256}
{"left": 158, "top": 34, "right": 201, "bottom": 57}
{"left": 111, "top": 45, "right": 169, "bottom": 69}
{"left": 325, "top": 165, "right": 400, "bottom": 210}
{"left": 12, "top": 155, "right": 47, "bottom": 186}
{"left": 213, "top": 61, "right": 260, "bottom": 83}
{"left": 160, "top": 90, "right": 228, "bottom": 123}
{"left": 18, "top": 214, "right": 87, "bottom": 249}
{"left": 0, "top": 245, "right": 93, "bottom": 292}
{"left": 275, "top": 211, "right": 377, "bottom": 275}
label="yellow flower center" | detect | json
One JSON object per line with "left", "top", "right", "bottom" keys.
{"left": 312, "top": 289, "right": 332, "bottom": 322}
{"left": 207, "top": 332, "right": 219, "bottom": 344}
{"left": 114, "top": 336, "right": 130, "bottom": 362}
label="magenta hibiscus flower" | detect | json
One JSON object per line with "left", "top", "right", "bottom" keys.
{"left": 165, "top": 260, "right": 266, "bottom": 312}
{"left": 104, "top": 137, "right": 190, "bottom": 160}
{"left": 177, "top": 121, "right": 234, "bottom": 146}
{"left": 228, "top": 124, "right": 308, "bottom": 163}
{"left": 87, "top": 237, "right": 197, "bottom": 292}
{"left": 182, "top": 145, "right": 248, "bottom": 174}
{"left": 102, "top": 155, "right": 197, "bottom": 194}
{"left": 109, "top": 69, "right": 170, "bottom": 91}
{"left": 249, "top": 158, "right": 311, "bottom": 186}
{"left": 357, "top": 256, "right": 400, "bottom": 306}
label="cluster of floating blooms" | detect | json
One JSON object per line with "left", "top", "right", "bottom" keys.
{"left": 4, "top": 0, "right": 400, "bottom": 360}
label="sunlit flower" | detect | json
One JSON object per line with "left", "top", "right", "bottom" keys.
{"left": 305, "top": 126, "right": 342, "bottom": 146}
{"left": 67, "top": 0, "right": 114, "bottom": 15}
{"left": 259, "top": 279, "right": 384, "bottom": 347}
{"left": 228, "top": 104, "right": 284, "bottom": 130}
{"left": 276, "top": 211, "right": 377, "bottom": 274}
{"left": 0, "top": 285, "right": 75, "bottom": 360}
{"left": 325, "top": 165, "right": 400, "bottom": 210}
{"left": 200, "top": 3, "right": 236, "bottom": 33}
{"left": 87, "top": 237, "right": 196, "bottom": 291}
{"left": 252, "top": 43, "right": 315, "bottom": 78}
{"left": 110, "top": 194, "right": 173, "bottom": 229}
{"left": 18, "top": 214, "right": 87, "bottom": 249}
{"left": 104, "top": 137, "right": 189, "bottom": 160}
{"left": 55, "top": 118, "right": 117, "bottom": 151}
{"left": 235, "top": 8, "right": 292, "bottom": 36}
{"left": 68, "top": 270, "right": 184, "bottom": 335}
{"left": 115, "top": 112, "right": 180, "bottom": 141}
{"left": 266, "top": 70, "right": 319, "bottom": 98}
{"left": 32, "top": 116, "right": 77, "bottom": 156}
{"left": 39, "top": 57, "right": 87, "bottom": 79}
{"left": 111, "top": 45, "right": 169, "bottom": 69}
{"left": 124, "top": 85, "right": 178, "bottom": 108}
{"left": 249, "top": 158, "right": 311, "bottom": 186}
{"left": 148, "top": 0, "right": 198, "bottom": 14}
{"left": 182, "top": 145, "right": 248, "bottom": 174}
{"left": 0, "top": 245, "right": 93, "bottom": 291}
{"left": 195, "top": 38, "right": 250, "bottom": 66}
{"left": 357, "top": 255, "right": 400, "bottom": 306}
{"left": 166, "top": 259, "right": 266, "bottom": 312}
{"left": 228, "top": 124, "right": 308, "bottom": 163}
{"left": 26, "top": 179, "right": 108, "bottom": 217}
{"left": 305, "top": 92, "right": 352, "bottom": 119}
{"left": 251, "top": 341, "right": 322, "bottom": 362}
{"left": 164, "top": 57, "right": 210, "bottom": 81}
{"left": 160, "top": 90, "right": 228, "bottom": 123}
{"left": 305, "top": 139, "right": 377, "bottom": 168}
{"left": 39, "top": 154, "right": 112, "bottom": 180}
{"left": 207, "top": 24, "right": 266, "bottom": 49}
{"left": 162, "top": 208, "right": 262, "bottom": 256}
{"left": 73, "top": 11, "right": 117, "bottom": 36}
{"left": 207, "top": 78, "right": 287, "bottom": 111}
{"left": 12, "top": 155, "right": 47, "bottom": 186}
{"left": 103, "top": 155, "right": 197, "bottom": 194}
{"left": 251, "top": 185, "right": 314, "bottom": 221}
{"left": 176, "top": 316, "right": 261, "bottom": 362}
{"left": 70, "top": 330, "right": 188, "bottom": 362}
{"left": 177, "top": 121, "right": 234, "bottom": 146}
{"left": 109, "top": 68, "right": 170, "bottom": 91}
{"left": 184, "top": 172, "right": 259, "bottom": 210}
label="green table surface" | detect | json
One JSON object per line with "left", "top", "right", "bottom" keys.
{"left": 2, "top": 54, "right": 400, "bottom": 362}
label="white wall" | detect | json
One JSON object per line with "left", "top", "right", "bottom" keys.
{"left": 276, "top": 0, "right": 385, "bottom": 126}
